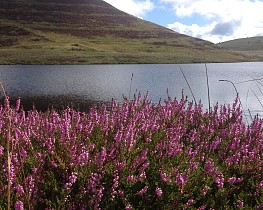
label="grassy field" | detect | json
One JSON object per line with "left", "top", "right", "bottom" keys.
{"left": 217, "top": 36, "right": 263, "bottom": 61}
{"left": 0, "top": 0, "right": 254, "bottom": 64}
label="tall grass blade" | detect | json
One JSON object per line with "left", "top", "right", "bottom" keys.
{"left": 236, "top": 77, "right": 263, "bottom": 84}
{"left": 219, "top": 79, "right": 250, "bottom": 123}
{"left": 251, "top": 88, "right": 263, "bottom": 109}
{"left": 246, "top": 89, "right": 253, "bottom": 121}
{"left": 205, "top": 62, "right": 211, "bottom": 112}
{"left": 129, "top": 73, "right": 133, "bottom": 100}
{"left": 178, "top": 65, "right": 197, "bottom": 105}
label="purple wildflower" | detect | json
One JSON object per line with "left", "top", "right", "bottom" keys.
{"left": 14, "top": 185, "right": 24, "bottom": 196}
{"left": 185, "top": 199, "right": 194, "bottom": 207}
{"left": 14, "top": 200, "right": 24, "bottom": 210}
{"left": 155, "top": 187, "right": 163, "bottom": 197}
{"left": 137, "top": 186, "right": 148, "bottom": 196}
{"left": 65, "top": 172, "right": 78, "bottom": 190}
{"left": 228, "top": 177, "right": 237, "bottom": 184}
{"left": 236, "top": 199, "right": 244, "bottom": 209}
{"left": 201, "top": 186, "right": 210, "bottom": 196}
{"left": 125, "top": 203, "right": 132, "bottom": 210}
{"left": 0, "top": 145, "right": 3, "bottom": 156}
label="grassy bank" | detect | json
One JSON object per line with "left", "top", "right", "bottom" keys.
{"left": 0, "top": 95, "right": 262, "bottom": 209}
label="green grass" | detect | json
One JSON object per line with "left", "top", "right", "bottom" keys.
{"left": 217, "top": 36, "right": 263, "bottom": 61}
{"left": 0, "top": 0, "right": 255, "bottom": 64}
{"left": 0, "top": 28, "right": 250, "bottom": 64}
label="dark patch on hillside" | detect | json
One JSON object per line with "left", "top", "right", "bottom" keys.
{"left": 0, "top": 25, "right": 31, "bottom": 36}
{"left": 0, "top": 39, "right": 17, "bottom": 47}
{"left": 0, "top": 0, "right": 189, "bottom": 39}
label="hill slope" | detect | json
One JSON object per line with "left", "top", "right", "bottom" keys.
{"left": 217, "top": 36, "right": 263, "bottom": 61}
{"left": 0, "top": 0, "right": 253, "bottom": 64}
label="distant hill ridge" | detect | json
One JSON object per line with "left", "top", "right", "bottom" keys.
{"left": 217, "top": 36, "right": 263, "bottom": 61}
{"left": 0, "top": 0, "right": 255, "bottom": 64}
{"left": 218, "top": 36, "right": 263, "bottom": 51}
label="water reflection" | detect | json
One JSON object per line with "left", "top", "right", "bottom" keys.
{"left": 1, "top": 94, "right": 115, "bottom": 112}
{"left": 0, "top": 63, "right": 263, "bottom": 115}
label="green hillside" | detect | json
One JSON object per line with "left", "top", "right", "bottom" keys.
{"left": 0, "top": 0, "right": 253, "bottom": 64}
{"left": 217, "top": 36, "right": 263, "bottom": 61}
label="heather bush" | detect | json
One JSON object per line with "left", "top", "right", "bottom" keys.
{"left": 0, "top": 94, "right": 262, "bottom": 209}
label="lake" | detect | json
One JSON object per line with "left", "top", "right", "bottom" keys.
{"left": 0, "top": 62, "right": 263, "bottom": 118}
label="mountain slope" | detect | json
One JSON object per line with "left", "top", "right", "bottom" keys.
{"left": 217, "top": 36, "right": 263, "bottom": 61}
{"left": 0, "top": 0, "right": 253, "bottom": 64}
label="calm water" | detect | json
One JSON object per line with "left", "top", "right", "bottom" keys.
{"left": 0, "top": 62, "right": 263, "bottom": 117}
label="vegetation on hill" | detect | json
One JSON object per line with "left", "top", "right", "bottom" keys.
{"left": 0, "top": 0, "right": 253, "bottom": 64}
{"left": 217, "top": 36, "right": 263, "bottom": 61}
